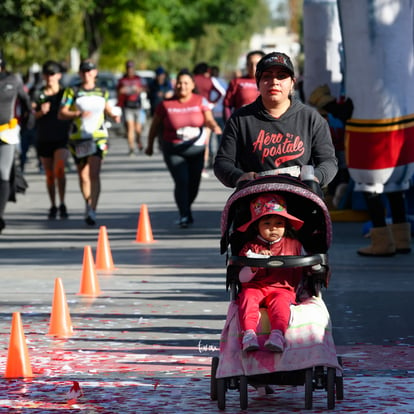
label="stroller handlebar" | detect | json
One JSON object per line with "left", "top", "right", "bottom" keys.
{"left": 228, "top": 253, "right": 328, "bottom": 269}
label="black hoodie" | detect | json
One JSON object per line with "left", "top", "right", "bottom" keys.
{"left": 214, "top": 96, "right": 338, "bottom": 188}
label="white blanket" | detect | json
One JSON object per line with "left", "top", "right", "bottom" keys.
{"left": 216, "top": 296, "right": 342, "bottom": 378}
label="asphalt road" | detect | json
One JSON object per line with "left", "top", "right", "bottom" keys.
{"left": 0, "top": 130, "right": 413, "bottom": 413}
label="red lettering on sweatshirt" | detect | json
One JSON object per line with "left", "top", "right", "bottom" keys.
{"left": 252, "top": 130, "right": 304, "bottom": 165}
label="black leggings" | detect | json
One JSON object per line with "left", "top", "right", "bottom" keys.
{"left": 162, "top": 142, "right": 205, "bottom": 218}
{"left": 364, "top": 191, "right": 407, "bottom": 227}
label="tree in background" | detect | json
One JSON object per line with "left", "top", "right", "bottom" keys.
{"left": 288, "top": 0, "right": 303, "bottom": 37}
{"left": 0, "top": 0, "right": 87, "bottom": 70}
{"left": 0, "top": 0, "right": 269, "bottom": 74}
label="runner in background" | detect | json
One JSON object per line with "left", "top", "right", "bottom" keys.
{"left": 146, "top": 69, "right": 222, "bottom": 228}
{"left": 193, "top": 62, "right": 226, "bottom": 177}
{"left": 34, "top": 60, "right": 71, "bottom": 220}
{"left": 0, "top": 53, "right": 33, "bottom": 234}
{"left": 116, "top": 60, "right": 144, "bottom": 155}
{"left": 208, "top": 65, "right": 227, "bottom": 168}
{"left": 59, "top": 59, "right": 120, "bottom": 226}
{"left": 223, "top": 50, "right": 265, "bottom": 122}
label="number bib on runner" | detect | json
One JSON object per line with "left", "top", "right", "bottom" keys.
{"left": 73, "top": 139, "right": 97, "bottom": 158}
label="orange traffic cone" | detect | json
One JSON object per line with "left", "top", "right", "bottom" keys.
{"left": 135, "top": 204, "right": 156, "bottom": 243}
{"left": 77, "top": 245, "right": 101, "bottom": 297}
{"left": 48, "top": 278, "right": 73, "bottom": 338}
{"left": 96, "top": 226, "right": 115, "bottom": 271}
{"left": 5, "top": 312, "right": 33, "bottom": 378}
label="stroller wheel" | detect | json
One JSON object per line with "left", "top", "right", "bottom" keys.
{"left": 336, "top": 356, "right": 344, "bottom": 400}
{"left": 335, "top": 374, "right": 344, "bottom": 401}
{"left": 327, "top": 367, "right": 336, "bottom": 409}
{"left": 239, "top": 375, "right": 248, "bottom": 410}
{"left": 210, "top": 356, "right": 219, "bottom": 401}
{"left": 304, "top": 368, "right": 313, "bottom": 409}
{"left": 217, "top": 378, "right": 226, "bottom": 410}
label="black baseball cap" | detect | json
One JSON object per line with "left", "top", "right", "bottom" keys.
{"left": 79, "top": 60, "right": 97, "bottom": 72}
{"left": 255, "top": 52, "right": 295, "bottom": 85}
{"left": 42, "top": 60, "right": 62, "bottom": 75}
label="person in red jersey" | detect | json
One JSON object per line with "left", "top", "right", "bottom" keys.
{"left": 145, "top": 69, "right": 221, "bottom": 228}
{"left": 223, "top": 50, "right": 265, "bottom": 122}
{"left": 192, "top": 62, "right": 225, "bottom": 109}
{"left": 117, "top": 60, "right": 144, "bottom": 155}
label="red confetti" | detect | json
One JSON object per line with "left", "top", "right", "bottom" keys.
{"left": 66, "top": 381, "right": 83, "bottom": 401}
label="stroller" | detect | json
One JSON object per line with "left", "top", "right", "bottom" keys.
{"left": 210, "top": 174, "right": 343, "bottom": 410}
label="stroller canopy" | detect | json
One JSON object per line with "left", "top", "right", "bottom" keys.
{"left": 220, "top": 175, "right": 332, "bottom": 256}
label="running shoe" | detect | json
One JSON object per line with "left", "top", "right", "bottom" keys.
{"left": 264, "top": 330, "right": 285, "bottom": 352}
{"left": 59, "top": 204, "right": 69, "bottom": 219}
{"left": 85, "top": 205, "right": 96, "bottom": 226}
{"left": 242, "top": 329, "right": 259, "bottom": 352}
{"left": 48, "top": 206, "right": 58, "bottom": 219}
{"left": 178, "top": 216, "right": 189, "bottom": 228}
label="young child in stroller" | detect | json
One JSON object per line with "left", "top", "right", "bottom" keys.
{"left": 237, "top": 194, "right": 304, "bottom": 353}
{"left": 212, "top": 175, "right": 343, "bottom": 410}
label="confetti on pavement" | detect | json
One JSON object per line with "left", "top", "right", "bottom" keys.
{"left": 0, "top": 344, "right": 413, "bottom": 413}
